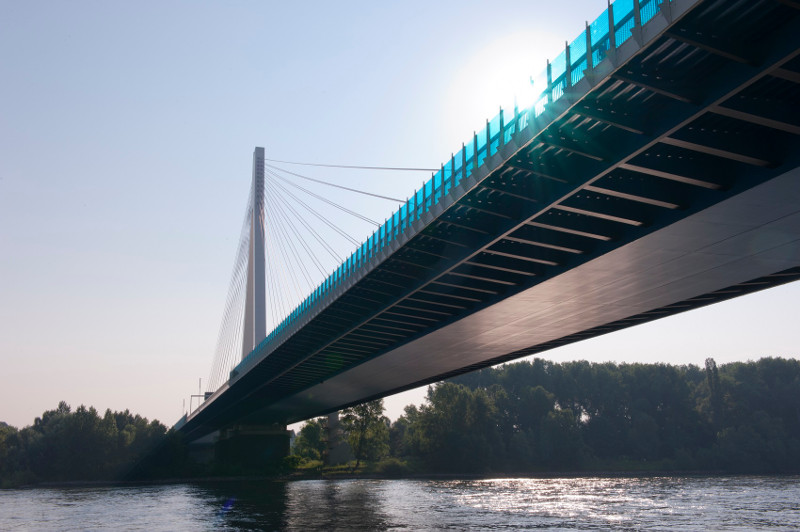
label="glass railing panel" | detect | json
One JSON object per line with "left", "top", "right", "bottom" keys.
{"left": 591, "top": 7, "right": 610, "bottom": 48}
{"left": 571, "top": 58, "right": 587, "bottom": 85}
{"left": 640, "top": 0, "right": 662, "bottom": 24}
{"left": 452, "top": 148, "right": 463, "bottom": 190}
{"left": 463, "top": 141, "right": 475, "bottom": 180}
{"left": 400, "top": 202, "right": 407, "bottom": 229}
{"left": 518, "top": 106, "right": 530, "bottom": 128}
{"left": 436, "top": 165, "right": 445, "bottom": 203}
{"left": 424, "top": 179, "right": 432, "bottom": 211}
{"left": 489, "top": 113, "right": 501, "bottom": 139}
{"left": 477, "top": 145, "right": 488, "bottom": 168}
{"left": 490, "top": 136, "right": 500, "bottom": 156}
{"left": 528, "top": 70, "right": 548, "bottom": 115}
{"left": 416, "top": 188, "right": 424, "bottom": 218}
{"left": 550, "top": 49, "right": 567, "bottom": 86}
{"left": 551, "top": 78, "right": 567, "bottom": 102}
{"left": 476, "top": 128, "right": 487, "bottom": 153}
{"left": 487, "top": 113, "right": 500, "bottom": 156}
{"left": 591, "top": 7, "right": 611, "bottom": 66}
{"left": 569, "top": 32, "right": 586, "bottom": 71}
{"left": 614, "top": 0, "right": 635, "bottom": 47}
{"left": 503, "top": 115, "right": 517, "bottom": 144}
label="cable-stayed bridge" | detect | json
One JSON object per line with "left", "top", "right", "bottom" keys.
{"left": 177, "top": 0, "right": 800, "bottom": 444}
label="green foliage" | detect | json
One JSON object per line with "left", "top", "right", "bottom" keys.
{"left": 0, "top": 402, "right": 168, "bottom": 486}
{"left": 292, "top": 417, "right": 327, "bottom": 460}
{"left": 371, "top": 456, "right": 411, "bottom": 476}
{"left": 340, "top": 399, "right": 389, "bottom": 469}
{"left": 386, "top": 357, "right": 800, "bottom": 474}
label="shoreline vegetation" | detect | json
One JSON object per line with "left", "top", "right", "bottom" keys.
{"left": 2, "top": 357, "right": 799, "bottom": 488}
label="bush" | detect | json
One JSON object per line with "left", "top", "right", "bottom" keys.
{"left": 373, "top": 457, "right": 411, "bottom": 477}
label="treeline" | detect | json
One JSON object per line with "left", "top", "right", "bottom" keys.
{"left": 294, "top": 357, "right": 800, "bottom": 474}
{"left": 0, "top": 401, "right": 170, "bottom": 487}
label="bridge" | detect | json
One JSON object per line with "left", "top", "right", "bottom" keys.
{"left": 177, "top": 0, "right": 800, "bottom": 448}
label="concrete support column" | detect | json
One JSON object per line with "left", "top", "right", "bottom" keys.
{"left": 215, "top": 423, "right": 289, "bottom": 471}
{"left": 326, "top": 412, "right": 352, "bottom": 466}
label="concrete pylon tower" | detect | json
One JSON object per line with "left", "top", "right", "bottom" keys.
{"left": 242, "top": 147, "right": 266, "bottom": 359}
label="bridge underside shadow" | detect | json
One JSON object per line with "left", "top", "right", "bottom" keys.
{"left": 181, "top": 0, "right": 800, "bottom": 441}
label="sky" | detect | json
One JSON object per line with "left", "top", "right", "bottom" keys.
{"left": 2, "top": 1, "right": 799, "bottom": 430}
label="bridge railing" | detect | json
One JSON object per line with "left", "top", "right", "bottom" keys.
{"left": 232, "top": 0, "right": 672, "bottom": 380}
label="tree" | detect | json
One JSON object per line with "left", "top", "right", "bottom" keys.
{"left": 340, "top": 399, "right": 389, "bottom": 469}
{"left": 292, "top": 417, "right": 326, "bottom": 460}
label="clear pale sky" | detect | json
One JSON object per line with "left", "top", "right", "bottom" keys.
{"left": 2, "top": 1, "right": 798, "bottom": 430}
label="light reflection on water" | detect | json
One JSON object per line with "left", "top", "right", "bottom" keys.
{"left": 1, "top": 476, "right": 798, "bottom": 530}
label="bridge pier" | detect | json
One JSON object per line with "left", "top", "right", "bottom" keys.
{"left": 326, "top": 412, "right": 353, "bottom": 466}
{"left": 215, "top": 424, "right": 290, "bottom": 471}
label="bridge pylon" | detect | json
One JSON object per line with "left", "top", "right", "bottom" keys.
{"left": 242, "top": 146, "right": 266, "bottom": 359}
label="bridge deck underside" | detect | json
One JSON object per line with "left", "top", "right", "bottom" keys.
{"left": 183, "top": 0, "right": 800, "bottom": 438}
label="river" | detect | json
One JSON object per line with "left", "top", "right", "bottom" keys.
{"left": 1, "top": 476, "right": 798, "bottom": 530}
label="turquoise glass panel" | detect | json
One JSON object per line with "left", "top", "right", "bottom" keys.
{"left": 614, "top": 0, "right": 634, "bottom": 23}
{"left": 550, "top": 49, "right": 567, "bottom": 86}
{"left": 451, "top": 149, "right": 462, "bottom": 190}
{"left": 433, "top": 169, "right": 441, "bottom": 205}
{"left": 463, "top": 142, "right": 475, "bottom": 180}
{"left": 424, "top": 179, "right": 432, "bottom": 211}
{"left": 487, "top": 114, "right": 500, "bottom": 155}
{"left": 590, "top": 8, "right": 610, "bottom": 49}
{"left": 476, "top": 129, "right": 486, "bottom": 153}
{"left": 569, "top": 33, "right": 586, "bottom": 69}
{"left": 503, "top": 113, "right": 515, "bottom": 145}
{"left": 640, "top": 0, "right": 662, "bottom": 24}
{"left": 477, "top": 145, "right": 487, "bottom": 167}
{"left": 569, "top": 31, "right": 587, "bottom": 85}
{"left": 589, "top": 9, "right": 611, "bottom": 66}
{"left": 571, "top": 59, "right": 587, "bottom": 85}
{"left": 614, "top": 0, "right": 635, "bottom": 46}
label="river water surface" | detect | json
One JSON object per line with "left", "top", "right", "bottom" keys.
{"left": 1, "top": 476, "right": 798, "bottom": 530}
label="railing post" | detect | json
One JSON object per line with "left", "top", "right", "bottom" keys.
{"left": 462, "top": 142, "right": 467, "bottom": 178}
{"left": 514, "top": 101, "right": 519, "bottom": 136}
{"left": 565, "top": 41, "right": 572, "bottom": 88}
{"left": 546, "top": 60, "right": 553, "bottom": 104}
{"left": 585, "top": 21, "right": 593, "bottom": 70}
{"left": 473, "top": 131, "right": 478, "bottom": 170}
{"left": 499, "top": 107, "right": 505, "bottom": 147}
{"left": 633, "top": 0, "right": 642, "bottom": 29}
{"left": 608, "top": 0, "right": 616, "bottom": 50}
{"left": 485, "top": 118, "right": 491, "bottom": 156}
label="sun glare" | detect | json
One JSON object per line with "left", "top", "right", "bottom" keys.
{"left": 445, "top": 31, "right": 558, "bottom": 139}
